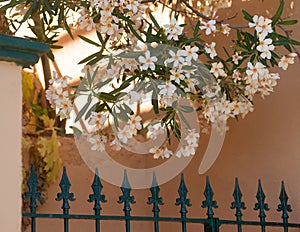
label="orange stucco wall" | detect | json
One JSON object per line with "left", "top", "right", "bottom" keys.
{"left": 28, "top": 1, "right": 300, "bottom": 232}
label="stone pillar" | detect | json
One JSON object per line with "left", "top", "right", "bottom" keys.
{"left": 0, "top": 34, "right": 49, "bottom": 231}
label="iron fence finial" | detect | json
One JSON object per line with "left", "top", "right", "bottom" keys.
{"left": 201, "top": 176, "right": 218, "bottom": 218}
{"left": 231, "top": 178, "right": 246, "bottom": 219}
{"left": 118, "top": 170, "right": 135, "bottom": 211}
{"left": 277, "top": 181, "right": 292, "bottom": 220}
{"left": 88, "top": 168, "right": 107, "bottom": 212}
{"left": 56, "top": 166, "right": 75, "bottom": 214}
{"left": 254, "top": 179, "right": 269, "bottom": 221}
{"left": 148, "top": 172, "right": 163, "bottom": 211}
{"left": 175, "top": 173, "right": 192, "bottom": 213}
{"left": 24, "top": 164, "right": 42, "bottom": 213}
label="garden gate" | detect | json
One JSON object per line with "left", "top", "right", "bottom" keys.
{"left": 22, "top": 165, "right": 300, "bottom": 232}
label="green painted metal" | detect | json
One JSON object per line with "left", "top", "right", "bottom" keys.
{"left": 0, "top": 34, "right": 49, "bottom": 67}
{"left": 23, "top": 165, "right": 42, "bottom": 232}
{"left": 277, "top": 181, "right": 292, "bottom": 232}
{"left": 117, "top": 170, "right": 135, "bottom": 232}
{"left": 55, "top": 167, "right": 75, "bottom": 232}
{"left": 175, "top": 173, "right": 191, "bottom": 232}
{"left": 88, "top": 168, "right": 107, "bottom": 232}
{"left": 147, "top": 173, "right": 163, "bottom": 232}
{"left": 254, "top": 180, "right": 269, "bottom": 232}
{"left": 23, "top": 167, "right": 300, "bottom": 232}
{"left": 230, "top": 178, "right": 246, "bottom": 232}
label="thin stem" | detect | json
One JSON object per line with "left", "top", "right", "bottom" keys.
{"left": 277, "top": 24, "right": 300, "bottom": 59}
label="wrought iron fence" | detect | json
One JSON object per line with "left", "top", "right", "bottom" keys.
{"left": 22, "top": 165, "right": 300, "bottom": 232}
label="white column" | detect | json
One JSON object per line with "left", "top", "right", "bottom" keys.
{"left": 0, "top": 61, "right": 22, "bottom": 231}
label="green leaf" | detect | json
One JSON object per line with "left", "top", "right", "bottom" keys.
{"left": 289, "top": 39, "right": 300, "bottom": 46}
{"left": 193, "top": 20, "right": 201, "bottom": 37}
{"left": 237, "top": 30, "right": 242, "bottom": 42}
{"left": 273, "top": 39, "right": 287, "bottom": 46}
{"left": 43, "top": 0, "right": 53, "bottom": 14}
{"left": 284, "top": 43, "right": 292, "bottom": 52}
{"left": 50, "top": 44, "right": 63, "bottom": 49}
{"left": 123, "top": 103, "right": 134, "bottom": 115}
{"left": 84, "top": 102, "right": 98, "bottom": 120}
{"left": 127, "top": 22, "right": 144, "bottom": 42}
{"left": 151, "top": 92, "right": 159, "bottom": 114}
{"left": 278, "top": 19, "right": 298, "bottom": 25}
{"left": 94, "top": 78, "right": 113, "bottom": 89}
{"left": 178, "top": 110, "right": 191, "bottom": 129}
{"left": 21, "top": 4, "right": 34, "bottom": 22}
{"left": 96, "top": 31, "right": 104, "bottom": 44}
{"left": 78, "top": 51, "right": 100, "bottom": 64}
{"left": 75, "top": 95, "right": 92, "bottom": 122}
{"left": 78, "top": 35, "right": 100, "bottom": 47}
{"left": 179, "top": 105, "right": 194, "bottom": 113}
{"left": 70, "top": 126, "right": 82, "bottom": 137}
{"left": 0, "top": 0, "right": 25, "bottom": 12}
{"left": 111, "top": 75, "right": 137, "bottom": 94}
{"left": 118, "top": 51, "right": 144, "bottom": 59}
{"left": 241, "top": 9, "right": 253, "bottom": 22}
{"left": 98, "top": 92, "right": 117, "bottom": 102}
{"left": 149, "top": 12, "right": 160, "bottom": 29}
{"left": 272, "top": 0, "right": 284, "bottom": 25}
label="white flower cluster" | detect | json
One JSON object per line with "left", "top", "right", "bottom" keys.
{"left": 147, "top": 123, "right": 165, "bottom": 140}
{"left": 200, "top": 14, "right": 297, "bottom": 131}
{"left": 164, "top": 19, "right": 183, "bottom": 41}
{"left": 137, "top": 45, "right": 200, "bottom": 108}
{"left": 197, "top": 0, "right": 232, "bottom": 17}
{"left": 76, "top": 0, "right": 145, "bottom": 44}
{"left": 117, "top": 115, "right": 142, "bottom": 144}
{"left": 149, "top": 129, "right": 200, "bottom": 159}
{"left": 87, "top": 133, "right": 107, "bottom": 151}
{"left": 176, "top": 129, "right": 200, "bottom": 157}
{"left": 149, "top": 146, "right": 173, "bottom": 159}
{"left": 45, "top": 72, "right": 73, "bottom": 119}
{"left": 43, "top": 2, "right": 298, "bottom": 159}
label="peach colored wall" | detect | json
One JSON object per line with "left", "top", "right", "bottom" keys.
{"left": 30, "top": 1, "right": 300, "bottom": 232}
{"left": 0, "top": 62, "right": 22, "bottom": 231}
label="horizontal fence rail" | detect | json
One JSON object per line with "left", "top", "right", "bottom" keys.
{"left": 22, "top": 165, "right": 300, "bottom": 232}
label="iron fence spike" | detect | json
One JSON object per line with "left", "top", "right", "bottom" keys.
{"left": 88, "top": 168, "right": 107, "bottom": 213}
{"left": 56, "top": 166, "right": 75, "bottom": 214}
{"left": 254, "top": 179, "right": 269, "bottom": 221}
{"left": 24, "top": 164, "right": 42, "bottom": 213}
{"left": 121, "top": 169, "right": 131, "bottom": 189}
{"left": 231, "top": 178, "right": 246, "bottom": 219}
{"left": 175, "top": 173, "right": 191, "bottom": 213}
{"left": 118, "top": 170, "right": 135, "bottom": 208}
{"left": 277, "top": 181, "right": 292, "bottom": 219}
{"left": 147, "top": 172, "right": 163, "bottom": 213}
{"left": 201, "top": 176, "right": 218, "bottom": 218}
{"left": 151, "top": 172, "right": 158, "bottom": 188}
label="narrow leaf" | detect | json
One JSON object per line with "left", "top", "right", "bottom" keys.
{"left": 149, "top": 12, "right": 160, "bottom": 29}
{"left": 241, "top": 9, "right": 253, "bottom": 22}
{"left": 272, "top": 0, "right": 284, "bottom": 25}
{"left": 75, "top": 95, "right": 92, "bottom": 122}
{"left": 278, "top": 20, "right": 298, "bottom": 25}
{"left": 78, "top": 35, "right": 100, "bottom": 47}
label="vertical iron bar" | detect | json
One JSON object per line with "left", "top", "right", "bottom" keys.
{"left": 56, "top": 167, "right": 75, "bottom": 232}
{"left": 254, "top": 180, "right": 269, "bottom": 232}
{"left": 24, "top": 165, "right": 42, "bottom": 232}
{"left": 201, "top": 177, "right": 218, "bottom": 232}
{"left": 88, "top": 168, "right": 107, "bottom": 232}
{"left": 231, "top": 178, "right": 246, "bottom": 232}
{"left": 147, "top": 173, "right": 163, "bottom": 232}
{"left": 277, "top": 181, "right": 292, "bottom": 232}
{"left": 175, "top": 174, "right": 191, "bottom": 232}
{"left": 118, "top": 170, "right": 135, "bottom": 232}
